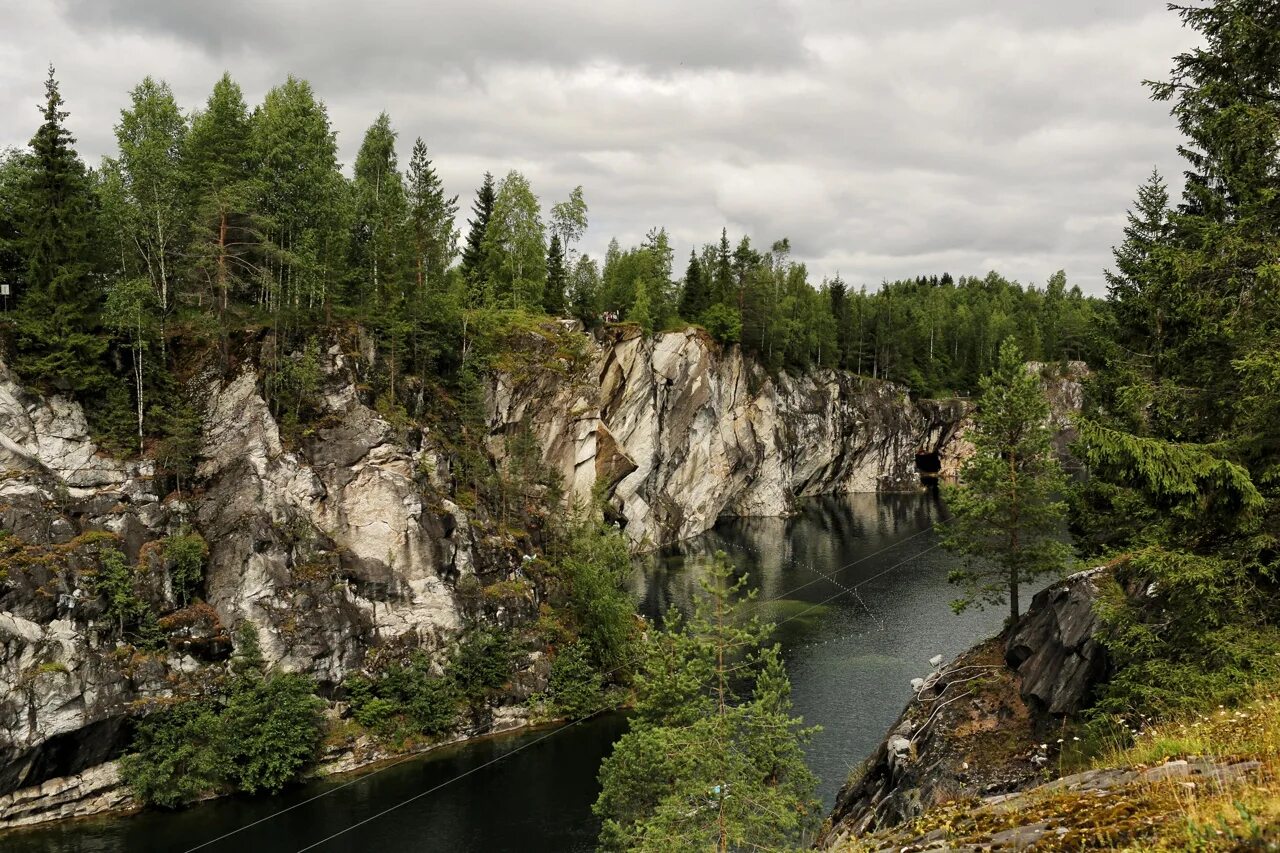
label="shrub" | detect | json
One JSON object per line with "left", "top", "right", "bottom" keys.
{"left": 120, "top": 700, "right": 226, "bottom": 808}
{"left": 453, "top": 628, "right": 517, "bottom": 704}
{"left": 163, "top": 530, "right": 208, "bottom": 606}
{"left": 543, "top": 641, "right": 604, "bottom": 719}
{"left": 221, "top": 672, "right": 326, "bottom": 795}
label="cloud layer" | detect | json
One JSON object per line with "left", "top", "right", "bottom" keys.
{"left": 1, "top": 1, "right": 1196, "bottom": 292}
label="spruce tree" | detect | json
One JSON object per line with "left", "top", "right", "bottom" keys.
{"left": 405, "top": 137, "right": 458, "bottom": 293}
{"left": 678, "top": 248, "right": 709, "bottom": 321}
{"left": 543, "top": 232, "right": 566, "bottom": 315}
{"left": 11, "top": 67, "right": 109, "bottom": 394}
{"left": 459, "top": 171, "right": 495, "bottom": 304}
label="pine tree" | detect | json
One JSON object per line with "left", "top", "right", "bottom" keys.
{"left": 594, "top": 555, "right": 820, "bottom": 851}
{"left": 459, "top": 171, "right": 495, "bottom": 304}
{"left": 678, "top": 248, "right": 709, "bottom": 321}
{"left": 941, "top": 340, "right": 1071, "bottom": 627}
{"left": 183, "top": 73, "right": 260, "bottom": 315}
{"left": 544, "top": 232, "right": 566, "bottom": 315}
{"left": 11, "top": 67, "right": 109, "bottom": 394}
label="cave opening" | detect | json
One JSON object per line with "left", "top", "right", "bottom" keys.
{"left": 915, "top": 451, "right": 941, "bottom": 485}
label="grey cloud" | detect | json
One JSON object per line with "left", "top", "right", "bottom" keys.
{"left": 6, "top": 1, "right": 1198, "bottom": 293}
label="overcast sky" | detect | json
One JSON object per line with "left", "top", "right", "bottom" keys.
{"left": 1, "top": 1, "right": 1195, "bottom": 293}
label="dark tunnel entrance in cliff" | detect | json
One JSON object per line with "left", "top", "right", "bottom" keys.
{"left": 915, "top": 451, "right": 941, "bottom": 485}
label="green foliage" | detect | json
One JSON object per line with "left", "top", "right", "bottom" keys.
{"left": 453, "top": 627, "right": 517, "bottom": 704}
{"left": 122, "top": 662, "right": 324, "bottom": 806}
{"left": 120, "top": 700, "right": 226, "bottom": 809}
{"left": 699, "top": 302, "right": 741, "bottom": 344}
{"left": 557, "top": 512, "right": 638, "bottom": 672}
{"left": 221, "top": 671, "right": 326, "bottom": 795}
{"left": 345, "top": 651, "right": 460, "bottom": 740}
{"left": 1091, "top": 549, "right": 1280, "bottom": 722}
{"left": 162, "top": 530, "right": 208, "bottom": 606}
{"left": 1074, "top": 419, "right": 1264, "bottom": 536}
{"left": 265, "top": 336, "right": 323, "bottom": 438}
{"left": 940, "top": 340, "right": 1071, "bottom": 625}
{"left": 542, "top": 641, "right": 604, "bottom": 719}
{"left": 89, "top": 545, "right": 161, "bottom": 645}
{"left": 594, "top": 554, "right": 821, "bottom": 852}
{"left": 231, "top": 620, "right": 265, "bottom": 678}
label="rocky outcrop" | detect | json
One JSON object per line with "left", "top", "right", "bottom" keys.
{"left": 0, "top": 345, "right": 504, "bottom": 810}
{"left": 0, "top": 761, "right": 132, "bottom": 831}
{"left": 829, "top": 757, "right": 1265, "bottom": 852}
{"left": 0, "top": 327, "right": 970, "bottom": 828}
{"left": 490, "top": 327, "right": 966, "bottom": 548}
{"left": 1005, "top": 567, "right": 1108, "bottom": 715}
{"left": 819, "top": 567, "right": 1111, "bottom": 848}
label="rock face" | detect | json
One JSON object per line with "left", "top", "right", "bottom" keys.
{"left": 0, "top": 327, "right": 969, "bottom": 826}
{"left": 1005, "top": 567, "right": 1108, "bottom": 715}
{"left": 490, "top": 327, "right": 965, "bottom": 548}
{"left": 819, "top": 567, "right": 1111, "bottom": 848}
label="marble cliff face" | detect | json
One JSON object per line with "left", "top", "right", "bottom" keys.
{"left": 0, "top": 326, "right": 969, "bottom": 826}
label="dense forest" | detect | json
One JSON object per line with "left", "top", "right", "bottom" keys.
{"left": 0, "top": 67, "right": 1103, "bottom": 475}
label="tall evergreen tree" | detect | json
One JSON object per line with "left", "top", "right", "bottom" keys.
{"left": 11, "top": 67, "right": 109, "bottom": 394}
{"left": 941, "top": 340, "right": 1071, "bottom": 627}
{"left": 678, "top": 248, "right": 709, "bottom": 321}
{"left": 184, "top": 73, "right": 259, "bottom": 315}
{"left": 459, "top": 171, "right": 495, "bottom": 304}
{"left": 405, "top": 137, "right": 458, "bottom": 293}
{"left": 543, "top": 232, "right": 567, "bottom": 315}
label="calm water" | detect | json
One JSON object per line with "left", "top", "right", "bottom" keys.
{"left": 8, "top": 492, "right": 1027, "bottom": 853}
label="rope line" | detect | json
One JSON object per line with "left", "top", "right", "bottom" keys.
{"left": 181, "top": 521, "right": 942, "bottom": 853}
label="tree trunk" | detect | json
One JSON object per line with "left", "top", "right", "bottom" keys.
{"left": 217, "top": 208, "right": 229, "bottom": 315}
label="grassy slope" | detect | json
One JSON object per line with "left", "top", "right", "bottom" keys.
{"left": 839, "top": 686, "right": 1280, "bottom": 850}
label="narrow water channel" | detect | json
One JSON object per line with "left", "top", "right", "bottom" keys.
{"left": 9, "top": 492, "right": 1025, "bottom": 853}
